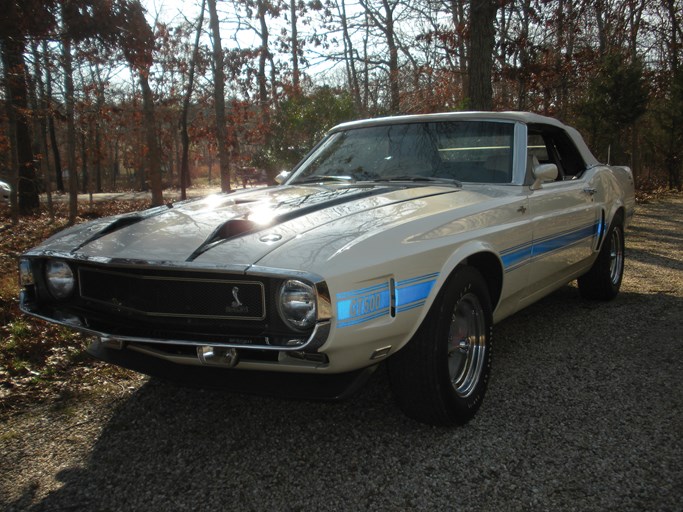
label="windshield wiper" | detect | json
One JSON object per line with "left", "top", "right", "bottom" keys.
{"left": 294, "top": 175, "right": 355, "bottom": 184}
{"left": 372, "top": 176, "right": 462, "bottom": 187}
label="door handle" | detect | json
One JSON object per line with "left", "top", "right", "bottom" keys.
{"left": 583, "top": 187, "right": 597, "bottom": 196}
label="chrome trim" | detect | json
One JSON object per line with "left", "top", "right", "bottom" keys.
{"left": 121, "top": 342, "right": 327, "bottom": 370}
{"left": 246, "top": 264, "right": 326, "bottom": 284}
{"left": 20, "top": 290, "right": 331, "bottom": 352}
{"left": 315, "top": 281, "right": 333, "bottom": 321}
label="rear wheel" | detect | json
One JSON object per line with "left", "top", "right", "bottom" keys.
{"left": 578, "top": 216, "right": 624, "bottom": 300}
{"left": 387, "top": 266, "right": 493, "bottom": 426}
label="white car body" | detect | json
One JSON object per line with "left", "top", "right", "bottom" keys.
{"left": 19, "top": 112, "right": 635, "bottom": 424}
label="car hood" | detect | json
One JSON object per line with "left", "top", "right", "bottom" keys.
{"left": 32, "top": 184, "right": 487, "bottom": 272}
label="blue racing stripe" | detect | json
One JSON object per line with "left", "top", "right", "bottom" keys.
{"left": 336, "top": 273, "right": 439, "bottom": 328}
{"left": 503, "top": 221, "right": 599, "bottom": 272}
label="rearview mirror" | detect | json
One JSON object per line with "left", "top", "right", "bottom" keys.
{"left": 275, "top": 170, "right": 291, "bottom": 184}
{"left": 530, "top": 163, "right": 558, "bottom": 190}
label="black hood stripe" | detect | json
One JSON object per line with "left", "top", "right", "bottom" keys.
{"left": 187, "top": 185, "right": 457, "bottom": 261}
{"left": 186, "top": 186, "right": 390, "bottom": 261}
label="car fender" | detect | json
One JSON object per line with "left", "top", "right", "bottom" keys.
{"left": 392, "top": 239, "right": 503, "bottom": 354}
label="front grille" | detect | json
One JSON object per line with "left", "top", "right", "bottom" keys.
{"left": 78, "top": 266, "right": 265, "bottom": 320}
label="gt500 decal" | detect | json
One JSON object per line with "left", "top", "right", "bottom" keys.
{"left": 337, "top": 282, "right": 391, "bottom": 328}
{"left": 336, "top": 273, "right": 439, "bottom": 328}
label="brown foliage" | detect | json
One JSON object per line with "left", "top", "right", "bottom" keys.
{"left": 0, "top": 199, "right": 148, "bottom": 411}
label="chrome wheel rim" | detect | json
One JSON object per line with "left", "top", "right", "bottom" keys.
{"left": 446, "top": 292, "right": 486, "bottom": 398}
{"left": 609, "top": 228, "right": 624, "bottom": 286}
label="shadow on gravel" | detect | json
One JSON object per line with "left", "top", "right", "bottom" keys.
{"left": 19, "top": 285, "right": 683, "bottom": 511}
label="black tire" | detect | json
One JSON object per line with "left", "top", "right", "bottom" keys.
{"left": 578, "top": 216, "right": 625, "bottom": 300}
{"left": 387, "top": 266, "right": 493, "bottom": 426}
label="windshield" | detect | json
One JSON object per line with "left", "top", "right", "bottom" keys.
{"left": 290, "top": 120, "right": 515, "bottom": 185}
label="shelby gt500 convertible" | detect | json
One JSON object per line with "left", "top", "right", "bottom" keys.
{"left": 19, "top": 112, "right": 635, "bottom": 425}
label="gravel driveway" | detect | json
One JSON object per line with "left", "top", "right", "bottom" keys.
{"left": 1, "top": 194, "right": 682, "bottom": 512}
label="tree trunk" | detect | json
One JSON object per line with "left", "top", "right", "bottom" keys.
{"left": 30, "top": 41, "right": 54, "bottom": 219}
{"left": 80, "top": 130, "right": 88, "bottom": 195}
{"left": 180, "top": 0, "right": 205, "bottom": 200}
{"left": 382, "top": 0, "right": 400, "bottom": 113}
{"left": 449, "top": 0, "right": 468, "bottom": 80}
{"left": 290, "top": 0, "right": 300, "bottom": 91}
{"left": 207, "top": 0, "right": 231, "bottom": 192}
{"left": 139, "top": 71, "right": 164, "bottom": 205}
{"left": 92, "top": 64, "right": 107, "bottom": 193}
{"left": 467, "top": 0, "right": 497, "bottom": 110}
{"left": 43, "top": 41, "right": 64, "bottom": 193}
{"left": 339, "top": 0, "right": 362, "bottom": 111}
{"left": 1, "top": 35, "right": 40, "bottom": 214}
{"left": 257, "top": 0, "right": 270, "bottom": 110}
{"left": 62, "top": 37, "right": 79, "bottom": 224}
{"left": 516, "top": 0, "right": 531, "bottom": 110}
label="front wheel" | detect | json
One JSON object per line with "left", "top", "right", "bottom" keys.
{"left": 387, "top": 266, "right": 493, "bottom": 426}
{"left": 578, "top": 217, "right": 625, "bottom": 300}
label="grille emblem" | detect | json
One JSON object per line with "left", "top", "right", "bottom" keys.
{"left": 231, "top": 286, "right": 242, "bottom": 307}
{"left": 226, "top": 286, "right": 249, "bottom": 314}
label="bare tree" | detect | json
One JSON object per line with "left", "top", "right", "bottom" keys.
{"left": 180, "top": 0, "right": 206, "bottom": 200}
{"left": 208, "top": 0, "right": 232, "bottom": 192}
{"left": 467, "top": 0, "right": 497, "bottom": 110}
{"left": 0, "top": 0, "right": 48, "bottom": 215}
{"left": 289, "top": 0, "right": 300, "bottom": 91}
{"left": 358, "top": 0, "right": 403, "bottom": 113}
{"left": 119, "top": 0, "right": 164, "bottom": 205}
{"left": 63, "top": 51, "right": 80, "bottom": 221}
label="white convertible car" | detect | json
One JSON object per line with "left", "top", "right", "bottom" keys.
{"left": 19, "top": 112, "right": 635, "bottom": 425}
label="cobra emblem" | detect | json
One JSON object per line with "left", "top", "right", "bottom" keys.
{"left": 231, "top": 286, "right": 242, "bottom": 307}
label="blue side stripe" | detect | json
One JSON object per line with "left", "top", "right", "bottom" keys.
{"left": 501, "top": 244, "right": 533, "bottom": 270}
{"left": 396, "top": 280, "right": 436, "bottom": 308}
{"left": 336, "top": 273, "right": 439, "bottom": 328}
{"left": 338, "top": 308, "right": 391, "bottom": 328}
{"left": 531, "top": 224, "right": 595, "bottom": 256}
{"left": 397, "top": 300, "right": 426, "bottom": 313}
{"left": 503, "top": 221, "right": 599, "bottom": 272}
{"left": 337, "top": 282, "right": 389, "bottom": 300}
{"left": 397, "top": 272, "right": 439, "bottom": 286}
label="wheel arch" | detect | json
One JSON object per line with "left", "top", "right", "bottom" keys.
{"left": 608, "top": 205, "right": 625, "bottom": 227}
{"left": 462, "top": 252, "right": 504, "bottom": 311}
{"left": 598, "top": 205, "right": 625, "bottom": 252}
{"left": 429, "top": 243, "right": 504, "bottom": 319}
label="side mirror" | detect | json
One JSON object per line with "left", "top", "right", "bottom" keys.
{"left": 274, "top": 170, "right": 291, "bottom": 184}
{"left": 530, "top": 163, "right": 558, "bottom": 190}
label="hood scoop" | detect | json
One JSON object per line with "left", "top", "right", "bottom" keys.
{"left": 70, "top": 215, "right": 144, "bottom": 253}
{"left": 187, "top": 218, "right": 259, "bottom": 261}
{"left": 70, "top": 204, "right": 173, "bottom": 253}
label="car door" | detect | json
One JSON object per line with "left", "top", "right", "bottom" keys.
{"left": 521, "top": 126, "right": 601, "bottom": 305}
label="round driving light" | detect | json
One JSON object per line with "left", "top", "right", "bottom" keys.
{"left": 279, "top": 279, "right": 317, "bottom": 330}
{"left": 45, "top": 260, "right": 75, "bottom": 299}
